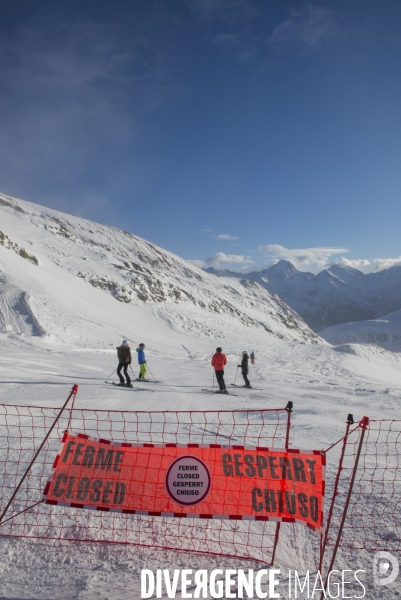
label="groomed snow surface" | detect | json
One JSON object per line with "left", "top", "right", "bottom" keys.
{"left": 0, "top": 194, "right": 400, "bottom": 599}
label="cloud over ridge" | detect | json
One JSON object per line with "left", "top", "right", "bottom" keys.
{"left": 259, "top": 244, "right": 348, "bottom": 271}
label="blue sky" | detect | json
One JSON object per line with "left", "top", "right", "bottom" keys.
{"left": 1, "top": 0, "right": 400, "bottom": 273}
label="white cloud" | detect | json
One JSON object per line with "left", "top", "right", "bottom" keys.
{"left": 187, "top": 259, "right": 206, "bottom": 269}
{"left": 215, "top": 233, "right": 239, "bottom": 240}
{"left": 270, "top": 4, "right": 337, "bottom": 49}
{"left": 335, "top": 258, "right": 371, "bottom": 269}
{"left": 373, "top": 256, "right": 401, "bottom": 271}
{"left": 189, "top": 252, "right": 254, "bottom": 269}
{"left": 200, "top": 228, "right": 213, "bottom": 234}
{"left": 206, "top": 252, "right": 253, "bottom": 267}
{"left": 258, "top": 244, "right": 349, "bottom": 272}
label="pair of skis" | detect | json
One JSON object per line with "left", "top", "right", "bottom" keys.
{"left": 202, "top": 389, "right": 237, "bottom": 396}
{"left": 105, "top": 379, "right": 160, "bottom": 388}
{"left": 105, "top": 381, "right": 258, "bottom": 395}
{"left": 202, "top": 385, "right": 260, "bottom": 396}
{"left": 231, "top": 383, "right": 262, "bottom": 390}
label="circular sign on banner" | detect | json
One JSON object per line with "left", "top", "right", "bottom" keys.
{"left": 165, "top": 455, "right": 212, "bottom": 506}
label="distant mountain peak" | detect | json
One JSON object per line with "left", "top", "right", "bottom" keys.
{"left": 266, "top": 260, "right": 309, "bottom": 278}
{"left": 326, "top": 264, "right": 365, "bottom": 287}
{"left": 328, "top": 263, "right": 363, "bottom": 275}
{"left": 271, "top": 259, "right": 297, "bottom": 269}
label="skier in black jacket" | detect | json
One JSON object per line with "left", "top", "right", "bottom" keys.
{"left": 238, "top": 351, "right": 251, "bottom": 388}
{"left": 116, "top": 340, "right": 132, "bottom": 387}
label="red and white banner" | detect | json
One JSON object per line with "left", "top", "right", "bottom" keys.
{"left": 43, "top": 432, "right": 325, "bottom": 531}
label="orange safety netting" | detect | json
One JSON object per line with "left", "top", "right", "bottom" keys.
{"left": 324, "top": 418, "right": 401, "bottom": 555}
{"left": 0, "top": 400, "right": 292, "bottom": 564}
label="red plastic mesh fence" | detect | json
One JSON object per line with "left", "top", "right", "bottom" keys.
{"left": 0, "top": 402, "right": 290, "bottom": 564}
{"left": 324, "top": 419, "right": 401, "bottom": 555}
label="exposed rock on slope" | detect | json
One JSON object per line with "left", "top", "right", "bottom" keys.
{"left": 0, "top": 230, "right": 39, "bottom": 265}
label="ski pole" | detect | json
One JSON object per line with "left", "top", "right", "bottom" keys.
{"left": 234, "top": 366, "right": 239, "bottom": 385}
{"left": 129, "top": 365, "right": 137, "bottom": 384}
{"left": 105, "top": 368, "right": 117, "bottom": 382}
{"left": 147, "top": 365, "right": 157, "bottom": 381}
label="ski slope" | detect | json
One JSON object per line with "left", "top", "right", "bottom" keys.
{"left": 1, "top": 337, "right": 400, "bottom": 599}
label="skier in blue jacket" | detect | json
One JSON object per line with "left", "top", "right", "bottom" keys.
{"left": 136, "top": 343, "right": 147, "bottom": 380}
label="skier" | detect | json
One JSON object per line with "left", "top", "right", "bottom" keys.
{"left": 116, "top": 340, "right": 132, "bottom": 387}
{"left": 136, "top": 343, "right": 147, "bottom": 380}
{"left": 211, "top": 347, "right": 227, "bottom": 393}
{"left": 238, "top": 351, "right": 251, "bottom": 388}
{"left": 250, "top": 351, "right": 255, "bottom": 365}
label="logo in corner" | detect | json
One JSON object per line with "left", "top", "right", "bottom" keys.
{"left": 373, "top": 552, "right": 399, "bottom": 586}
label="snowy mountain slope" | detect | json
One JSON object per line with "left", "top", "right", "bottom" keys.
{"left": 293, "top": 264, "right": 401, "bottom": 331}
{"left": 320, "top": 308, "right": 401, "bottom": 351}
{"left": 364, "top": 264, "right": 401, "bottom": 314}
{"left": 326, "top": 263, "right": 366, "bottom": 288}
{"left": 280, "top": 267, "right": 375, "bottom": 332}
{"left": 0, "top": 192, "right": 319, "bottom": 347}
{"left": 205, "top": 260, "right": 401, "bottom": 332}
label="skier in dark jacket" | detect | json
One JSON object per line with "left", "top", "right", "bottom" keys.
{"left": 116, "top": 340, "right": 132, "bottom": 387}
{"left": 238, "top": 351, "right": 251, "bottom": 388}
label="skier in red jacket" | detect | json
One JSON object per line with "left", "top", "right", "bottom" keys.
{"left": 211, "top": 347, "right": 227, "bottom": 393}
